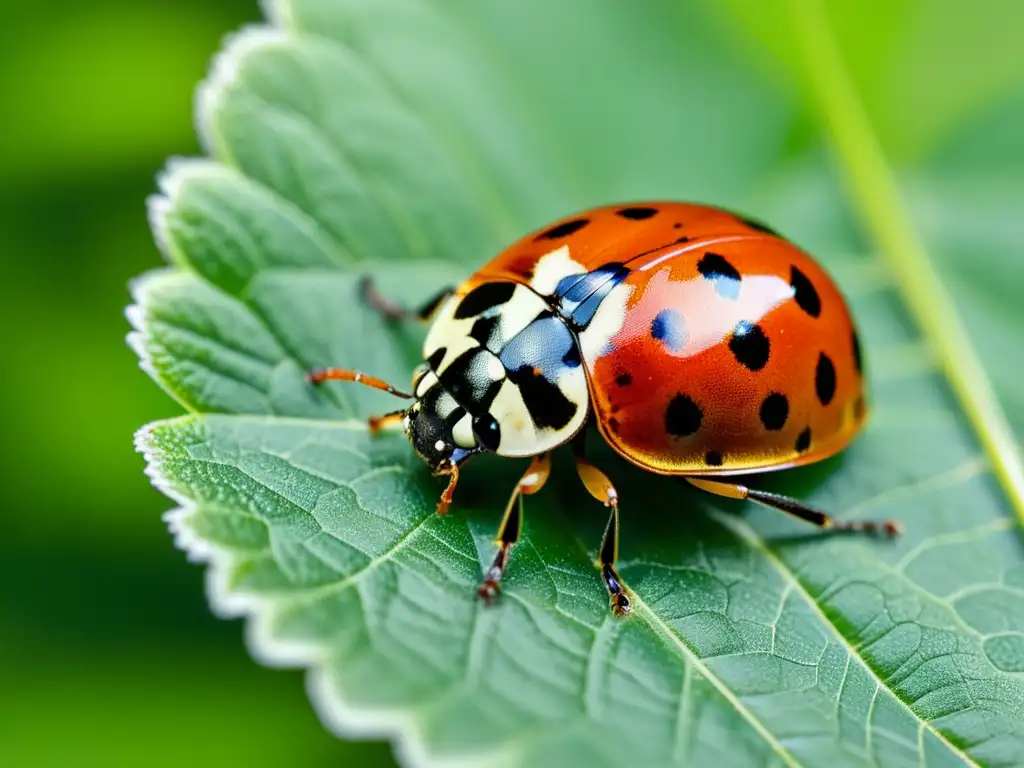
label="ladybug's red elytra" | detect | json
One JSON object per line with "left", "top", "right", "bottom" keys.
{"left": 309, "top": 202, "right": 901, "bottom": 615}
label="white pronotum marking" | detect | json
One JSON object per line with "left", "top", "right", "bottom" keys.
{"left": 529, "top": 245, "right": 585, "bottom": 294}
{"left": 579, "top": 282, "right": 633, "bottom": 366}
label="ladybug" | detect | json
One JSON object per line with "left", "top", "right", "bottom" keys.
{"left": 309, "top": 202, "right": 900, "bottom": 616}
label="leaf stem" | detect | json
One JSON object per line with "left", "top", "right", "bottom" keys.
{"left": 789, "top": 0, "right": 1024, "bottom": 527}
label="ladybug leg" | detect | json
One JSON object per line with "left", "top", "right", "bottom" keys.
{"left": 307, "top": 368, "right": 414, "bottom": 398}
{"left": 307, "top": 369, "right": 414, "bottom": 433}
{"left": 477, "top": 453, "right": 551, "bottom": 605}
{"left": 572, "top": 435, "right": 631, "bottom": 616}
{"left": 685, "top": 478, "right": 902, "bottom": 536}
{"left": 367, "top": 409, "right": 406, "bottom": 434}
{"left": 360, "top": 275, "right": 453, "bottom": 322}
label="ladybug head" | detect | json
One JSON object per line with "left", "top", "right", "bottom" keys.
{"left": 404, "top": 380, "right": 477, "bottom": 474}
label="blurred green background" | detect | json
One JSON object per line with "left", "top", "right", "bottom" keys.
{"left": 1, "top": 1, "right": 1020, "bottom": 766}
{"left": 0, "top": 1, "right": 392, "bottom": 765}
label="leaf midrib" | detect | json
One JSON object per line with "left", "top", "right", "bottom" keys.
{"left": 711, "top": 510, "right": 984, "bottom": 767}
{"left": 162, "top": 414, "right": 998, "bottom": 765}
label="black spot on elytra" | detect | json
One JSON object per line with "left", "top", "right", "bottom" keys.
{"left": 759, "top": 392, "right": 789, "bottom": 431}
{"left": 675, "top": 236, "right": 690, "bottom": 244}
{"left": 705, "top": 450, "right": 723, "bottom": 467}
{"left": 816, "top": 352, "right": 837, "bottom": 406}
{"left": 729, "top": 321, "right": 770, "bottom": 371}
{"left": 790, "top": 266, "right": 821, "bottom": 318}
{"left": 454, "top": 282, "right": 516, "bottom": 319}
{"left": 469, "top": 315, "right": 500, "bottom": 349}
{"left": 673, "top": 222, "right": 683, "bottom": 229}
{"left": 852, "top": 330, "right": 863, "bottom": 374}
{"left": 426, "top": 346, "right": 446, "bottom": 371}
{"left": 608, "top": 416, "right": 621, "bottom": 434}
{"left": 615, "top": 372, "right": 632, "bottom": 387}
{"left": 651, "top": 308, "right": 687, "bottom": 352}
{"left": 665, "top": 393, "right": 702, "bottom": 437}
{"left": 536, "top": 218, "right": 589, "bottom": 240}
{"left": 506, "top": 365, "right": 578, "bottom": 430}
{"left": 795, "top": 426, "right": 812, "bottom": 453}
{"left": 697, "top": 252, "right": 741, "bottom": 299}
{"left": 616, "top": 206, "right": 659, "bottom": 220}
{"left": 472, "top": 414, "right": 501, "bottom": 452}
{"left": 737, "top": 215, "right": 780, "bottom": 236}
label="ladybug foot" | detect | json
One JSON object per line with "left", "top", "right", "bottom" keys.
{"left": 602, "top": 564, "right": 632, "bottom": 617}
{"left": 477, "top": 577, "right": 502, "bottom": 606}
{"left": 610, "top": 592, "right": 632, "bottom": 617}
{"left": 830, "top": 518, "right": 903, "bottom": 537}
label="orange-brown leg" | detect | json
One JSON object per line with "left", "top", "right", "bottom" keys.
{"left": 367, "top": 410, "right": 406, "bottom": 433}
{"left": 436, "top": 462, "right": 461, "bottom": 516}
{"left": 306, "top": 368, "right": 413, "bottom": 399}
{"left": 572, "top": 436, "right": 631, "bottom": 616}
{"left": 307, "top": 368, "right": 413, "bottom": 436}
{"left": 361, "top": 276, "right": 453, "bottom": 322}
{"left": 478, "top": 453, "right": 551, "bottom": 604}
{"left": 686, "top": 477, "right": 902, "bottom": 535}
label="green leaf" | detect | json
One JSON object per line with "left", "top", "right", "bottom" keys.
{"left": 132, "top": 1, "right": 1024, "bottom": 765}
{"left": 714, "top": 0, "right": 1024, "bottom": 162}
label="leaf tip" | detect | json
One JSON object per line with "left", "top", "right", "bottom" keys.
{"left": 259, "top": 0, "right": 292, "bottom": 29}
{"left": 195, "top": 24, "right": 290, "bottom": 158}
{"left": 148, "top": 157, "right": 228, "bottom": 266}
{"left": 124, "top": 271, "right": 175, "bottom": 395}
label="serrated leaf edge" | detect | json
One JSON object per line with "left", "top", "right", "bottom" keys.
{"left": 137, "top": 416, "right": 553, "bottom": 768}
{"left": 125, "top": 269, "right": 201, "bottom": 415}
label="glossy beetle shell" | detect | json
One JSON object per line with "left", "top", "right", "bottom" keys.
{"left": 434, "top": 202, "right": 866, "bottom": 474}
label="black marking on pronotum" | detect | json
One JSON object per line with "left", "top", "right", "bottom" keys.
{"left": 438, "top": 348, "right": 504, "bottom": 414}
{"left": 852, "top": 329, "right": 863, "bottom": 374}
{"left": 795, "top": 426, "right": 812, "bottom": 453}
{"left": 790, "top": 266, "right": 821, "bottom": 318}
{"left": 471, "top": 413, "right": 501, "bottom": 452}
{"left": 507, "top": 365, "right": 578, "bottom": 430}
{"left": 426, "top": 346, "right": 447, "bottom": 371}
{"left": 815, "top": 352, "right": 837, "bottom": 406}
{"left": 729, "top": 321, "right": 770, "bottom": 371}
{"left": 469, "top": 314, "right": 501, "bottom": 350}
{"left": 454, "top": 281, "right": 516, "bottom": 319}
{"left": 697, "top": 252, "right": 741, "bottom": 300}
{"left": 616, "top": 207, "right": 659, "bottom": 220}
{"left": 704, "top": 450, "right": 723, "bottom": 467}
{"left": 737, "top": 214, "right": 780, "bottom": 236}
{"left": 535, "top": 218, "right": 590, "bottom": 240}
{"left": 665, "top": 393, "right": 702, "bottom": 437}
{"left": 759, "top": 392, "right": 789, "bottom": 431}
{"left": 651, "top": 308, "right": 687, "bottom": 352}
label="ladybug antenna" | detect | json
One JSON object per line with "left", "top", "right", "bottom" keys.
{"left": 306, "top": 368, "right": 414, "bottom": 399}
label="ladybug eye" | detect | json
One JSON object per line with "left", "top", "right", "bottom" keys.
{"left": 472, "top": 414, "right": 502, "bottom": 452}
